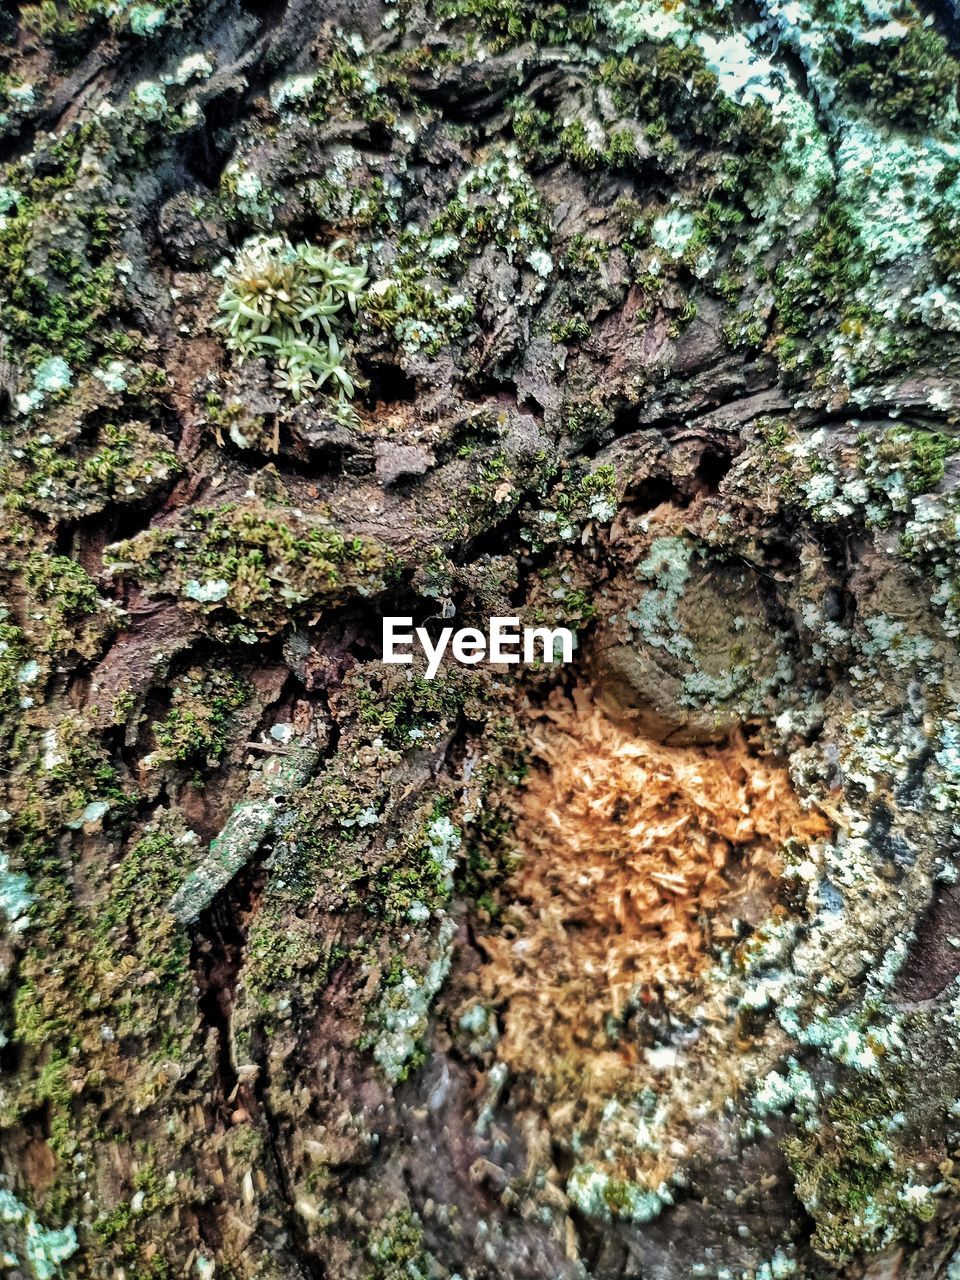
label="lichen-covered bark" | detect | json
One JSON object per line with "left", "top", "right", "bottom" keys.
{"left": 3, "top": 1, "right": 960, "bottom": 1277}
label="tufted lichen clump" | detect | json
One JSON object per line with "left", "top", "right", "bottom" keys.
{"left": 213, "top": 234, "right": 368, "bottom": 414}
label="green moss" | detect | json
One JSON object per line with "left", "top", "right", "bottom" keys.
{"left": 356, "top": 145, "right": 557, "bottom": 359}
{"left": 510, "top": 98, "right": 563, "bottom": 166}
{"left": 282, "top": 775, "right": 459, "bottom": 925}
{"left": 97, "top": 830, "right": 192, "bottom": 982}
{"left": 19, "top": 0, "right": 187, "bottom": 54}
{"left": 773, "top": 202, "right": 869, "bottom": 342}
{"left": 756, "top": 423, "right": 958, "bottom": 531}
{"left": 832, "top": 25, "right": 959, "bottom": 132}
{"left": 79, "top": 419, "right": 178, "bottom": 488}
{"left": 89, "top": 1156, "right": 179, "bottom": 1271}
{"left": 550, "top": 315, "right": 592, "bottom": 343}
{"left": 379, "top": 804, "right": 462, "bottom": 922}
{"left": 245, "top": 910, "right": 343, "bottom": 1002}
{"left": 0, "top": 612, "right": 30, "bottom": 725}
{"left": 563, "top": 400, "right": 615, "bottom": 450}
{"left": 10, "top": 418, "right": 178, "bottom": 520}
{"left": 351, "top": 666, "right": 481, "bottom": 748}
{"left": 600, "top": 46, "right": 783, "bottom": 180}
{"left": 428, "top": 150, "right": 550, "bottom": 262}
{"left": 20, "top": 0, "right": 104, "bottom": 52}
{"left": 542, "top": 233, "right": 619, "bottom": 345}
{"left": 5, "top": 809, "right": 195, "bottom": 1219}
{"left": 92, "top": 1202, "right": 135, "bottom": 1243}
{"left": 21, "top": 552, "right": 109, "bottom": 662}
{"left": 532, "top": 570, "right": 599, "bottom": 625}
{"left": 520, "top": 462, "right": 618, "bottom": 550}
{"left": 152, "top": 668, "right": 250, "bottom": 769}
{"left": 365, "top": 1208, "right": 434, "bottom": 1280}
{"left": 565, "top": 234, "right": 611, "bottom": 274}
{"left": 894, "top": 427, "right": 958, "bottom": 495}
{"left": 431, "top": 0, "right": 594, "bottom": 50}
{"left": 24, "top": 552, "right": 98, "bottom": 614}
{"left": 269, "top": 45, "right": 407, "bottom": 133}
{"left": 0, "top": 173, "right": 122, "bottom": 368}
{"left": 559, "top": 118, "right": 599, "bottom": 168}
{"left": 106, "top": 500, "right": 388, "bottom": 636}
{"left": 360, "top": 266, "right": 474, "bottom": 357}
{"left": 783, "top": 1066, "right": 935, "bottom": 1263}
{"left": 929, "top": 157, "right": 960, "bottom": 283}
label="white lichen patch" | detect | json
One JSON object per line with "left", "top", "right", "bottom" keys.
{"left": 566, "top": 1163, "right": 675, "bottom": 1224}
{"left": 372, "top": 918, "right": 458, "bottom": 1081}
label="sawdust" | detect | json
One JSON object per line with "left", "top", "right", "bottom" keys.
{"left": 479, "top": 687, "right": 830, "bottom": 1110}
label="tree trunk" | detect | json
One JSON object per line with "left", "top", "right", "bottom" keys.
{"left": 2, "top": 1, "right": 960, "bottom": 1277}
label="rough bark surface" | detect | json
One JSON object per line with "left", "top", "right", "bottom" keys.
{"left": 3, "top": 1, "right": 960, "bottom": 1277}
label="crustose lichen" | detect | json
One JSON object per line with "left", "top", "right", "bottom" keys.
{"left": 213, "top": 233, "right": 367, "bottom": 413}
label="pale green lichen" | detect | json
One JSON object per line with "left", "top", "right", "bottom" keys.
{"left": 221, "top": 161, "right": 276, "bottom": 223}
{"left": 694, "top": 31, "right": 779, "bottom": 105}
{"left": 777, "top": 1000, "right": 904, "bottom": 1074}
{"left": 16, "top": 356, "right": 73, "bottom": 416}
{"left": 444, "top": 148, "right": 551, "bottom": 266}
{"left": 170, "top": 53, "right": 213, "bottom": 85}
{"left": 859, "top": 614, "right": 935, "bottom": 672}
{"left": 566, "top": 1163, "right": 674, "bottom": 1224}
{"left": 601, "top": 0, "right": 689, "bottom": 49}
{"left": 166, "top": 742, "right": 320, "bottom": 923}
{"left": 423, "top": 815, "right": 461, "bottom": 895}
{"left": 183, "top": 578, "right": 230, "bottom": 604}
{"left": 92, "top": 360, "right": 128, "bottom": 393}
{"left": 0, "top": 1190, "right": 78, "bottom": 1280}
{"left": 756, "top": 1250, "right": 799, "bottom": 1280}
{"left": 651, "top": 207, "right": 696, "bottom": 257}
{"left": 373, "top": 918, "right": 458, "bottom": 1081}
{"left": 752, "top": 1058, "right": 818, "bottom": 1124}
{"left": 599, "top": 0, "right": 960, "bottom": 383}
{"left": 626, "top": 536, "right": 694, "bottom": 658}
{"left": 270, "top": 74, "right": 318, "bottom": 111}
{"left": 129, "top": 5, "right": 165, "bottom": 34}
{"left": 131, "top": 80, "right": 168, "bottom": 121}
{"left": 0, "top": 852, "right": 34, "bottom": 933}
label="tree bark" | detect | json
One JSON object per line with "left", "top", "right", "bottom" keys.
{"left": 2, "top": 1, "right": 960, "bottom": 1277}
